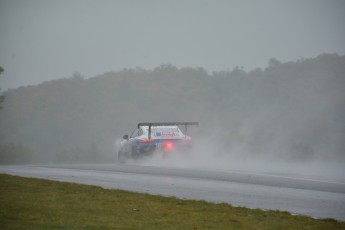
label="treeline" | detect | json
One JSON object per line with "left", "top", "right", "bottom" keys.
{"left": 0, "top": 142, "right": 32, "bottom": 164}
{"left": 0, "top": 53, "right": 344, "bottom": 163}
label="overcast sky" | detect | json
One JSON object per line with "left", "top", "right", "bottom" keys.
{"left": 1, "top": 0, "right": 344, "bottom": 89}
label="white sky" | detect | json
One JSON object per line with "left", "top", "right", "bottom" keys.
{"left": 1, "top": 0, "right": 344, "bottom": 89}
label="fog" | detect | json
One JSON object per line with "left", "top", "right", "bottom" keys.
{"left": 132, "top": 131, "right": 345, "bottom": 183}
{"left": 1, "top": 0, "right": 345, "bottom": 89}
{"left": 0, "top": 54, "right": 344, "bottom": 171}
{"left": 1, "top": 2, "right": 345, "bottom": 180}
{"left": 139, "top": 145, "right": 345, "bottom": 184}
{"left": 112, "top": 115, "right": 340, "bottom": 179}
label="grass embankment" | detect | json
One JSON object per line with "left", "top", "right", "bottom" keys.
{"left": 0, "top": 174, "right": 344, "bottom": 230}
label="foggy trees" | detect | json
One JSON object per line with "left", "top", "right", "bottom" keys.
{"left": 0, "top": 142, "right": 32, "bottom": 164}
{"left": 0, "top": 66, "right": 33, "bottom": 164}
{"left": 0, "top": 54, "right": 344, "bottom": 163}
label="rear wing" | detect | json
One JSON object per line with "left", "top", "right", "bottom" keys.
{"left": 138, "top": 122, "right": 199, "bottom": 139}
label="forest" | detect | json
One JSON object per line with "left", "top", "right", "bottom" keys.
{"left": 0, "top": 53, "right": 344, "bottom": 164}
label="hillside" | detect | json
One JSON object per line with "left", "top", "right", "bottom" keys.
{"left": 0, "top": 54, "right": 344, "bottom": 163}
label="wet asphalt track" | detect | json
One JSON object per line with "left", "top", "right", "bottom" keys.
{"left": 1, "top": 164, "right": 345, "bottom": 221}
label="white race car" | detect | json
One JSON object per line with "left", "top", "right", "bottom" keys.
{"left": 118, "top": 122, "right": 198, "bottom": 163}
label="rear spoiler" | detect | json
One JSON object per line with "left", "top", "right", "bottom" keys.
{"left": 138, "top": 122, "right": 199, "bottom": 139}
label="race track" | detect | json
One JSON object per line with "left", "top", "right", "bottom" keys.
{"left": 1, "top": 164, "right": 345, "bottom": 221}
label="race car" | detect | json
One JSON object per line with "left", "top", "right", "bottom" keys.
{"left": 118, "top": 122, "right": 199, "bottom": 163}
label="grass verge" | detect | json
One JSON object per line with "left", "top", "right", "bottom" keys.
{"left": 0, "top": 174, "right": 344, "bottom": 229}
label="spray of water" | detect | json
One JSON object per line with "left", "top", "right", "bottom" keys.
{"left": 126, "top": 135, "right": 345, "bottom": 183}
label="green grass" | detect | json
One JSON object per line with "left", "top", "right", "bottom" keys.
{"left": 0, "top": 174, "right": 344, "bottom": 230}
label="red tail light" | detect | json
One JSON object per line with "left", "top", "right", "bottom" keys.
{"left": 182, "top": 136, "right": 191, "bottom": 141}
{"left": 164, "top": 141, "right": 174, "bottom": 151}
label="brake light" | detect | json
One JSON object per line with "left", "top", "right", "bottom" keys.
{"left": 164, "top": 141, "right": 174, "bottom": 150}
{"left": 140, "top": 139, "right": 154, "bottom": 143}
{"left": 182, "top": 136, "right": 191, "bottom": 141}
